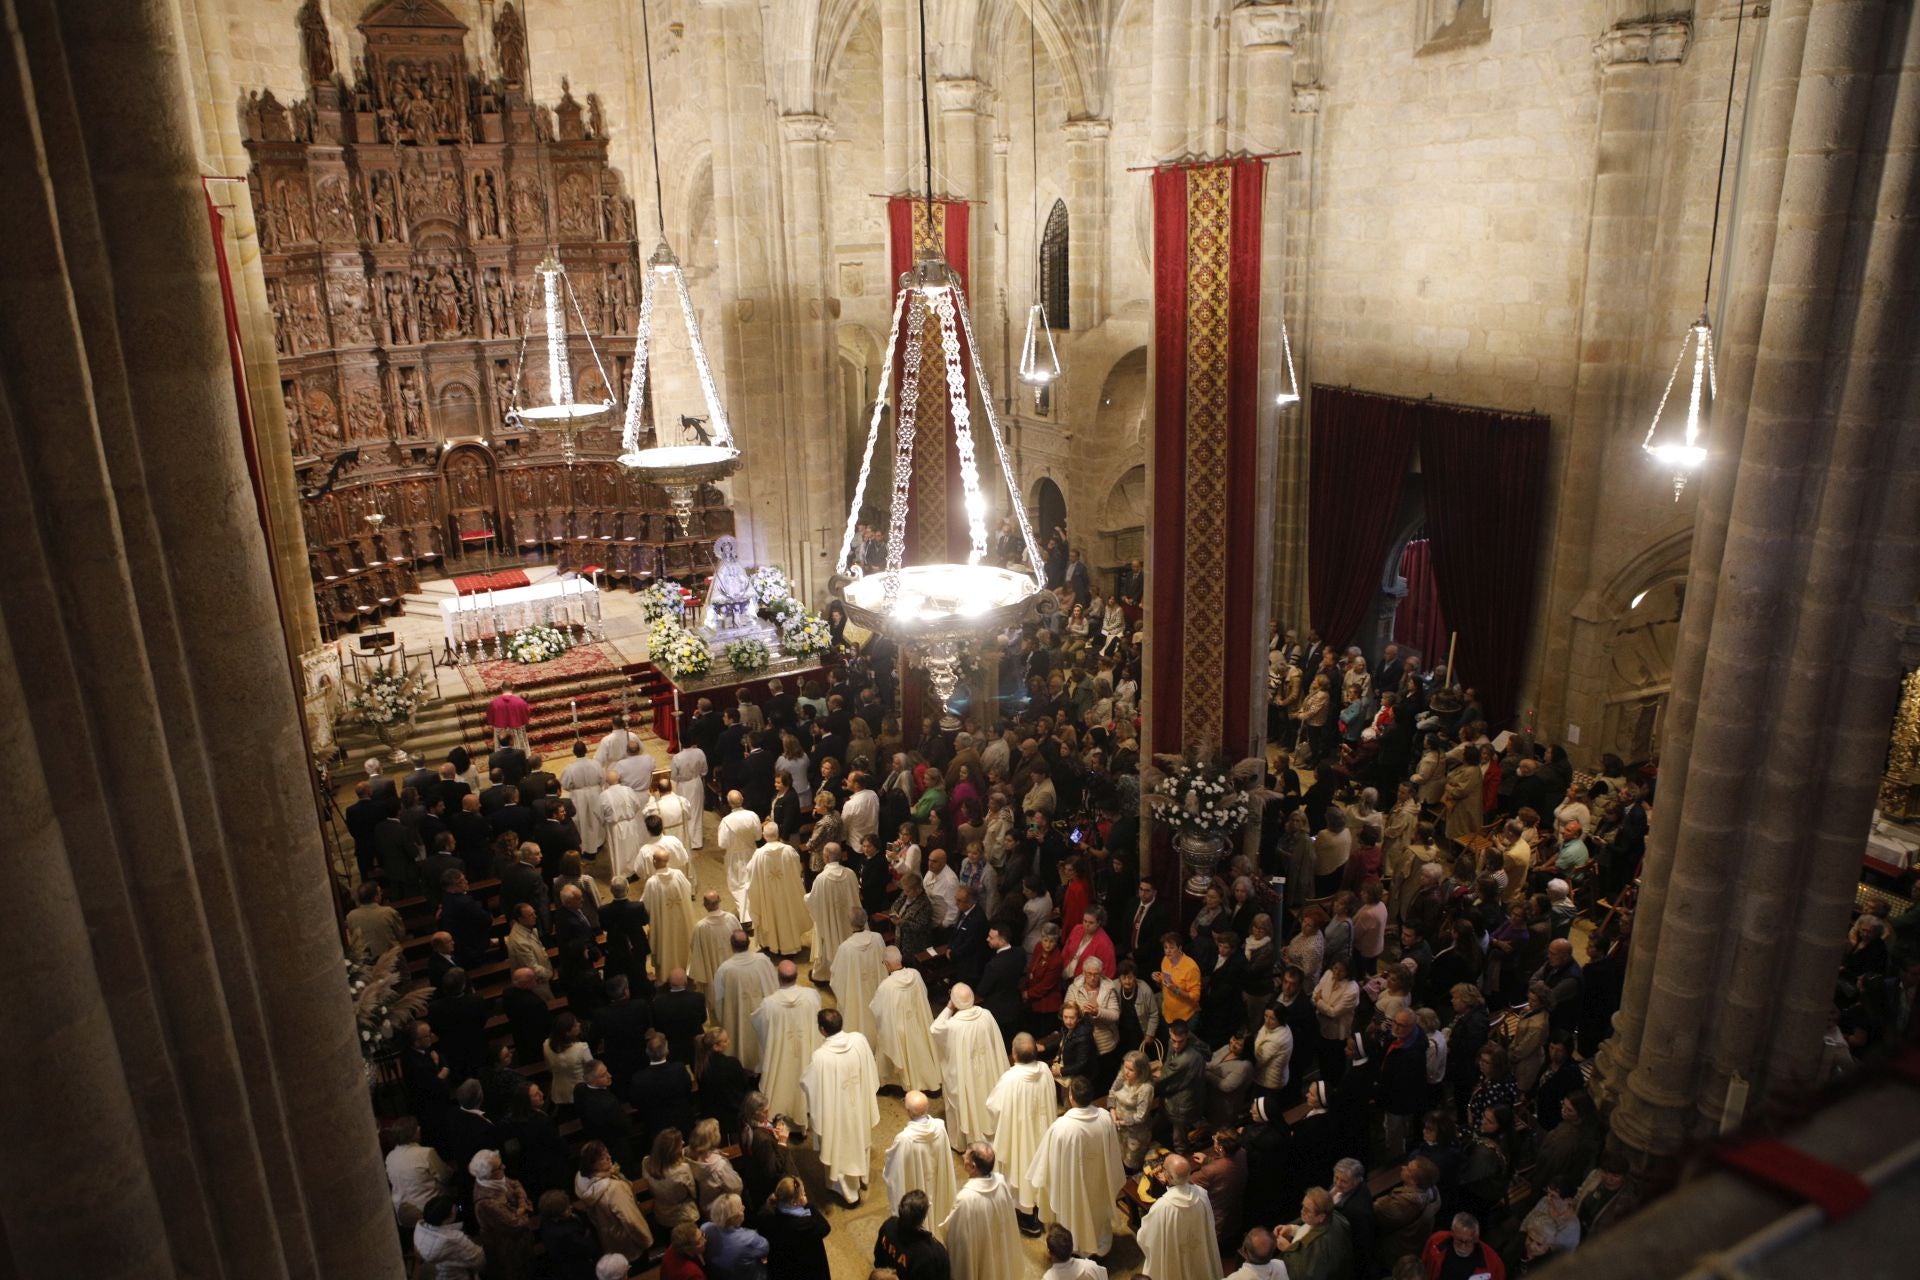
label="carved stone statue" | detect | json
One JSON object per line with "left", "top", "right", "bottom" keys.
{"left": 472, "top": 170, "right": 502, "bottom": 238}
{"left": 483, "top": 270, "right": 510, "bottom": 338}
{"left": 702, "top": 535, "right": 756, "bottom": 632}
{"left": 283, "top": 382, "right": 307, "bottom": 453}
{"left": 398, "top": 371, "right": 427, "bottom": 438}
{"left": 494, "top": 2, "right": 528, "bottom": 87}
{"left": 298, "top": 4, "right": 333, "bottom": 83}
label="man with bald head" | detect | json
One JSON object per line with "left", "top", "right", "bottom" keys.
{"left": 716, "top": 788, "right": 762, "bottom": 920}
{"left": 746, "top": 819, "right": 810, "bottom": 958}
{"left": 883, "top": 1089, "right": 957, "bottom": 1226}
{"left": 750, "top": 959, "right": 823, "bottom": 1127}
{"left": 931, "top": 983, "right": 1009, "bottom": 1150}
{"left": 690, "top": 889, "right": 742, "bottom": 993}
{"left": 712, "top": 929, "right": 779, "bottom": 1071}
{"left": 806, "top": 838, "right": 862, "bottom": 981}
{"left": 1138, "top": 1151, "right": 1221, "bottom": 1280}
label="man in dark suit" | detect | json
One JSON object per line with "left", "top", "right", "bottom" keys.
{"left": 420, "top": 838, "right": 466, "bottom": 909}
{"left": 374, "top": 810, "right": 423, "bottom": 898}
{"left": 1331, "top": 1157, "right": 1379, "bottom": 1280}
{"left": 433, "top": 763, "right": 472, "bottom": 812}
{"left": 975, "top": 926, "right": 1027, "bottom": 1044}
{"left": 651, "top": 969, "right": 708, "bottom": 1064}
{"left": 344, "top": 781, "right": 386, "bottom": 881}
{"left": 500, "top": 843, "right": 550, "bottom": 932}
{"left": 501, "top": 967, "right": 551, "bottom": 1065}
{"left": 743, "top": 740, "right": 777, "bottom": 818}
{"left": 593, "top": 975, "right": 652, "bottom": 1097}
{"left": 442, "top": 1077, "right": 497, "bottom": 1174}
{"left": 490, "top": 788, "right": 535, "bottom": 843}
{"left": 763, "top": 679, "right": 797, "bottom": 731}
{"left": 430, "top": 968, "right": 490, "bottom": 1082}
{"left": 437, "top": 872, "right": 494, "bottom": 968}
{"left": 478, "top": 768, "right": 514, "bottom": 814}
{"left": 491, "top": 742, "right": 531, "bottom": 787}
{"left": 552, "top": 883, "right": 596, "bottom": 947}
{"left": 685, "top": 697, "right": 723, "bottom": 756}
{"left": 948, "top": 886, "right": 990, "bottom": 989}
{"left": 1124, "top": 879, "right": 1171, "bottom": 975}
{"left": 446, "top": 793, "right": 496, "bottom": 873}
{"left": 573, "top": 1058, "right": 637, "bottom": 1170}
{"left": 424, "top": 932, "right": 460, "bottom": 990}
{"left": 599, "top": 878, "right": 652, "bottom": 994}
{"left": 402, "top": 755, "right": 439, "bottom": 800}
{"left": 631, "top": 1032, "right": 697, "bottom": 1146}
{"left": 713, "top": 707, "right": 749, "bottom": 775}
{"left": 532, "top": 800, "right": 582, "bottom": 878}
{"left": 403, "top": 1021, "right": 453, "bottom": 1148}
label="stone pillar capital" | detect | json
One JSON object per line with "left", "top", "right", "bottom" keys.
{"left": 1594, "top": 18, "right": 1691, "bottom": 69}
{"left": 778, "top": 112, "right": 833, "bottom": 144}
{"left": 935, "top": 77, "right": 990, "bottom": 115}
{"left": 1062, "top": 116, "right": 1111, "bottom": 144}
{"left": 1233, "top": 0, "right": 1303, "bottom": 51}
{"left": 1290, "top": 84, "right": 1324, "bottom": 115}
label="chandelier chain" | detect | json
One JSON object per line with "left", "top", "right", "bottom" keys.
{"left": 955, "top": 292, "right": 1047, "bottom": 586}
{"left": 886, "top": 296, "right": 930, "bottom": 610}
{"left": 618, "top": 268, "right": 658, "bottom": 453}
{"left": 1702, "top": 0, "right": 1747, "bottom": 311}
{"left": 672, "top": 260, "right": 733, "bottom": 445}
{"left": 927, "top": 290, "right": 991, "bottom": 563}
{"left": 837, "top": 290, "right": 909, "bottom": 576}
{"left": 639, "top": 0, "right": 668, "bottom": 240}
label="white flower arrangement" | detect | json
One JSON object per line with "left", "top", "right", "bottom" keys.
{"left": 505, "top": 621, "right": 572, "bottom": 665}
{"left": 1143, "top": 754, "right": 1265, "bottom": 837}
{"left": 781, "top": 608, "right": 833, "bottom": 658}
{"left": 653, "top": 621, "right": 712, "bottom": 678}
{"left": 725, "top": 636, "right": 771, "bottom": 674}
{"left": 639, "top": 577, "right": 688, "bottom": 625}
{"left": 346, "top": 665, "right": 422, "bottom": 728}
{"left": 749, "top": 564, "right": 791, "bottom": 608}
{"left": 343, "top": 945, "right": 427, "bottom": 1062}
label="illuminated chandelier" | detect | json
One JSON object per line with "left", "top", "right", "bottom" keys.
{"left": 1275, "top": 312, "right": 1301, "bottom": 408}
{"left": 1016, "top": 30, "right": 1061, "bottom": 390}
{"left": 505, "top": 254, "right": 617, "bottom": 466}
{"left": 835, "top": 0, "right": 1049, "bottom": 723}
{"left": 614, "top": 0, "right": 741, "bottom": 532}
{"left": 1644, "top": 0, "right": 1747, "bottom": 498}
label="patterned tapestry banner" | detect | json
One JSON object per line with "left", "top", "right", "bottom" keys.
{"left": 887, "top": 197, "right": 972, "bottom": 562}
{"left": 1147, "top": 159, "right": 1267, "bottom": 765}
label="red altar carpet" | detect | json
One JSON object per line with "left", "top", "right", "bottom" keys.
{"left": 453, "top": 569, "right": 530, "bottom": 595}
{"left": 1147, "top": 158, "right": 1267, "bottom": 766}
{"left": 886, "top": 196, "right": 972, "bottom": 562}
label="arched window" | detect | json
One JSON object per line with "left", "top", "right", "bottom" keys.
{"left": 1039, "top": 198, "right": 1070, "bottom": 331}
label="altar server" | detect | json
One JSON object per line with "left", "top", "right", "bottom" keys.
{"left": 559, "top": 743, "right": 607, "bottom": 856}
{"left": 598, "top": 770, "right": 645, "bottom": 881}
{"left": 670, "top": 742, "right": 708, "bottom": 848}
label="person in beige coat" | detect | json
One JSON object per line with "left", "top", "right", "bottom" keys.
{"left": 505, "top": 903, "right": 553, "bottom": 1000}
{"left": 1441, "top": 745, "right": 1485, "bottom": 842}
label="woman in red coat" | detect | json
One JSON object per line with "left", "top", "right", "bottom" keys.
{"left": 660, "top": 1220, "right": 708, "bottom": 1280}
{"left": 1059, "top": 856, "right": 1094, "bottom": 929}
{"left": 1023, "top": 922, "right": 1069, "bottom": 1037}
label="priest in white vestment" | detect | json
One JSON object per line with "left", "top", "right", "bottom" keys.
{"left": 710, "top": 932, "right": 779, "bottom": 1071}
{"left": 882, "top": 1091, "right": 957, "bottom": 1228}
{"left": 597, "top": 771, "right": 645, "bottom": 880}
{"left": 715, "top": 791, "right": 762, "bottom": 921}
{"left": 641, "top": 850, "right": 696, "bottom": 980}
{"left": 645, "top": 775, "right": 687, "bottom": 848}
{"left": 986, "top": 1033, "right": 1059, "bottom": 1224}
{"left": 594, "top": 723, "right": 635, "bottom": 769}
{"left": 930, "top": 985, "right": 1007, "bottom": 1151}
{"left": 689, "top": 892, "right": 740, "bottom": 992}
{"left": 1225, "top": 1228, "right": 1289, "bottom": 1280}
{"left": 639, "top": 813, "right": 691, "bottom": 878}
{"left": 798, "top": 1008, "right": 880, "bottom": 1204}
{"left": 804, "top": 844, "right": 861, "bottom": 982}
{"left": 1041, "top": 1226, "right": 1111, "bottom": 1280}
{"left": 1028, "top": 1075, "right": 1126, "bottom": 1258}
{"left": 1137, "top": 1153, "right": 1222, "bottom": 1280}
{"left": 749, "top": 962, "right": 822, "bottom": 1126}
{"left": 745, "top": 822, "right": 810, "bottom": 959}
{"left": 559, "top": 745, "right": 607, "bottom": 855}
{"left": 830, "top": 917, "right": 889, "bottom": 1045}
{"left": 869, "top": 948, "right": 942, "bottom": 1094}
{"left": 941, "top": 1142, "right": 1024, "bottom": 1280}
{"left": 614, "top": 739, "right": 657, "bottom": 792}
{"left": 669, "top": 744, "right": 708, "bottom": 848}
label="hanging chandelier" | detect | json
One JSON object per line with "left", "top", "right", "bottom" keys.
{"left": 505, "top": 253, "right": 617, "bottom": 467}
{"left": 1644, "top": 1, "right": 1747, "bottom": 497}
{"left": 1016, "top": 33, "right": 1061, "bottom": 389}
{"left": 834, "top": 0, "right": 1050, "bottom": 723}
{"left": 613, "top": 0, "right": 741, "bottom": 533}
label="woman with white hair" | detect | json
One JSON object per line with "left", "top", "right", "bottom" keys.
{"left": 469, "top": 1148, "right": 537, "bottom": 1279}
{"left": 701, "top": 1191, "right": 770, "bottom": 1280}
{"left": 1108, "top": 1049, "right": 1157, "bottom": 1172}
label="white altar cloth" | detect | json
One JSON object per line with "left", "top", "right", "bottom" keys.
{"left": 441, "top": 577, "right": 600, "bottom": 645}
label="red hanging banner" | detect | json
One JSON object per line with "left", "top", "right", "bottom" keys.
{"left": 1147, "top": 158, "right": 1266, "bottom": 766}
{"left": 886, "top": 196, "right": 972, "bottom": 563}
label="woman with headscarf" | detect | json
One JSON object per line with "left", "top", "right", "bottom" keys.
{"left": 470, "top": 1148, "right": 537, "bottom": 1280}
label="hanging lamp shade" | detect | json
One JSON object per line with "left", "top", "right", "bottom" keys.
{"left": 507, "top": 254, "right": 617, "bottom": 465}
{"left": 615, "top": 241, "right": 741, "bottom": 534}
{"left": 1274, "top": 315, "right": 1301, "bottom": 408}
{"left": 1018, "top": 302, "right": 1062, "bottom": 385}
{"left": 1641, "top": 314, "right": 1715, "bottom": 499}
{"left": 834, "top": 249, "right": 1051, "bottom": 721}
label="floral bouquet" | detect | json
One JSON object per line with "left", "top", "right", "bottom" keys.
{"left": 781, "top": 609, "right": 833, "bottom": 658}
{"left": 750, "top": 565, "right": 791, "bottom": 608}
{"left": 346, "top": 665, "right": 422, "bottom": 728}
{"left": 1141, "top": 751, "right": 1270, "bottom": 837}
{"left": 654, "top": 621, "right": 712, "bottom": 678}
{"left": 639, "top": 577, "right": 688, "bottom": 625}
{"left": 725, "top": 636, "right": 771, "bottom": 674}
{"left": 344, "top": 944, "right": 428, "bottom": 1062}
{"left": 506, "top": 621, "right": 571, "bottom": 665}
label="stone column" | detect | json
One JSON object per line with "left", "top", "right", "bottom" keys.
{"left": 1148, "top": 0, "right": 1195, "bottom": 159}
{"left": 1599, "top": 0, "right": 1920, "bottom": 1154}
{"left": 0, "top": 1, "right": 401, "bottom": 1275}
{"left": 1272, "top": 81, "right": 1320, "bottom": 629}
{"left": 881, "top": 0, "right": 914, "bottom": 190}
{"left": 989, "top": 132, "right": 1014, "bottom": 412}
{"left": 1061, "top": 118, "right": 1111, "bottom": 332}
{"left": 937, "top": 77, "right": 1002, "bottom": 424}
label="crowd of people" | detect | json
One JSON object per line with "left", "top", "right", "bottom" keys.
{"left": 350, "top": 559, "right": 1911, "bottom": 1280}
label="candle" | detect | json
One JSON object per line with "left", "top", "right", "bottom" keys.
{"left": 1445, "top": 631, "right": 1458, "bottom": 689}
{"left": 571, "top": 698, "right": 579, "bottom": 733}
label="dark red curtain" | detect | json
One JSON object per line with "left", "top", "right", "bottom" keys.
{"left": 887, "top": 197, "right": 972, "bottom": 562}
{"left": 1307, "top": 387, "right": 1418, "bottom": 649}
{"left": 1417, "top": 406, "right": 1549, "bottom": 727}
{"left": 1393, "top": 538, "right": 1448, "bottom": 670}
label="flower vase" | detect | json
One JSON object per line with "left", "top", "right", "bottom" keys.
{"left": 373, "top": 716, "right": 415, "bottom": 765}
{"left": 1174, "top": 828, "right": 1229, "bottom": 899}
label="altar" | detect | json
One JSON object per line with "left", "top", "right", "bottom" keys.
{"left": 440, "top": 575, "right": 600, "bottom": 646}
{"left": 648, "top": 654, "right": 834, "bottom": 751}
